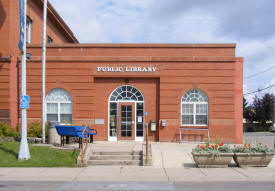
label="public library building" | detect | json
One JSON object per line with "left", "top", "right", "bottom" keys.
{"left": 0, "top": 1, "right": 243, "bottom": 143}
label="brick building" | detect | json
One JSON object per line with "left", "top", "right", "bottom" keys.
{"left": 0, "top": 0, "right": 243, "bottom": 143}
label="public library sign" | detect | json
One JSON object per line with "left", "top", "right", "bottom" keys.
{"left": 96, "top": 66, "right": 157, "bottom": 72}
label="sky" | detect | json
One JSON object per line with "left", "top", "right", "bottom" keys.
{"left": 49, "top": 0, "right": 275, "bottom": 103}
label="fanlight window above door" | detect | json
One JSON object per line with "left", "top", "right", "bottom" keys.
{"left": 109, "top": 85, "right": 144, "bottom": 102}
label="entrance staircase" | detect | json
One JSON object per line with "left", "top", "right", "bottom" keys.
{"left": 87, "top": 142, "right": 143, "bottom": 166}
{"left": 88, "top": 151, "right": 142, "bottom": 166}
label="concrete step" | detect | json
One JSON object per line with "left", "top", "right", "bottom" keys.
{"left": 91, "top": 151, "right": 142, "bottom": 155}
{"left": 90, "top": 155, "right": 142, "bottom": 160}
{"left": 88, "top": 160, "right": 141, "bottom": 166}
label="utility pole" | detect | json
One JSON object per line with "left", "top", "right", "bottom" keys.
{"left": 273, "top": 97, "right": 275, "bottom": 128}
{"left": 18, "top": 0, "right": 30, "bottom": 160}
{"left": 41, "top": 0, "right": 48, "bottom": 144}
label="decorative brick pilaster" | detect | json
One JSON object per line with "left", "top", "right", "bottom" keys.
{"left": 9, "top": 57, "right": 18, "bottom": 128}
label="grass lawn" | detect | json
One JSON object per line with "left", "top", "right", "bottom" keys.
{"left": 0, "top": 142, "right": 79, "bottom": 167}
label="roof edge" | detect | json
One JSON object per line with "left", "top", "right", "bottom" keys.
{"left": 35, "top": 0, "right": 78, "bottom": 43}
{"left": 25, "top": 56, "right": 237, "bottom": 62}
{"left": 28, "top": 43, "right": 236, "bottom": 48}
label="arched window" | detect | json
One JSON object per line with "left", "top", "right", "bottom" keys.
{"left": 46, "top": 88, "right": 72, "bottom": 123}
{"left": 109, "top": 85, "right": 144, "bottom": 102}
{"left": 181, "top": 89, "right": 208, "bottom": 125}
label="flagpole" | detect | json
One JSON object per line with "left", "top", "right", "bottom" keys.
{"left": 42, "top": 0, "right": 48, "bottom": 144}
{"left": 18, "top": 0, "right": 30, "bottom": 161}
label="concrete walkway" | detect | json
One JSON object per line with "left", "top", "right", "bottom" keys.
{"left": 0, "top": 141, "right": 275, "bottom": 182}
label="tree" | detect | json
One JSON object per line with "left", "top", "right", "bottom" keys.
{"left": 243, "top": 97, "right": 254, "bottom": 122}
{"left": 252, "top": 93, "right": 274, "bottom": 124}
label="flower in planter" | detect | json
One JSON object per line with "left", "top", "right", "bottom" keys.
{"left": 192, "top": 142, "right": 233, "bottom": 156}
{"left": 233, "top": 143, "right": 275, "bottom": 154}
{"left": 233, "top": 142, "right": 275, "bottom": 167}
{"left": 192, "top": 142, "right": 234, "bottom": 168}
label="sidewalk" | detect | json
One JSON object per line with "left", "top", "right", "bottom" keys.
{"left": 0, "top": 142, "right": 275, "bottom": 182}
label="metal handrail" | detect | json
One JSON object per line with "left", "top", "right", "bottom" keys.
{"left": 145, "top": 123, "right": 148, "bottom": 162}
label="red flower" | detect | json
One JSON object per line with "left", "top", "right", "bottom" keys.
{"left": 207, "top": 143, "right": 210, "bottom": 147}
{"left": 265, "top": 144, "right": 268, "bottom": 148}
{"left": 258, "top": 142, "right": 262, "bottom": 145}
{"left": 200, "top": 146, "right": 204, "bottom": 149}
{"left": 211, "top": 145, "right": 214, "bottom": 149}
{"left": 233, "top": 145, "right": 236, "bottom": 148}
{"left": 219, "top": 142, "right": 224, "bottom": 146}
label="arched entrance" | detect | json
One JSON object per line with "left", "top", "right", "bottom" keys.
{"left": 108, "top": 85, "right": 144, "bottom": 141}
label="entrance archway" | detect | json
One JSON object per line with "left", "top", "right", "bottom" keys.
{"left": 108, "top": 85, "right": 144, "bottom": 141}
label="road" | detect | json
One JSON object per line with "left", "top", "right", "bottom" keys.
{"left": 1, "top": 181, "right": 275, "bottom": 191}
{"left": 244, "top": 132, "right": 275, "bottom": 147}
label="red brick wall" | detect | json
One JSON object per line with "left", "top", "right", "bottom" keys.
{"left": 22, "top": 44, "right": 243, "bottom": 143}
{"left": 234, "top": 57, "right": 243, "bottom": 143}
{"left": 158, "top": 62, "right": 236, "bottom": 142}
{"left": 0, "top": 0, "right": 76, "bottom": 58}
{"left": 0, "top": 59, "right": 11, "bottom": 124}
{"left": 27, "top": 0, "right": 73, "bottom": 44}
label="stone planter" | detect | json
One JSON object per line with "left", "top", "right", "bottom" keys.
{"left": 192, "top": 153, "right": 234, "bottom": 168}
{"left": 233, "top": 153, "right": 274, "bottom": 167}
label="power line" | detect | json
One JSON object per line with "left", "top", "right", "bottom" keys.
{"left": 244, "top": 84, "right": 275, "bottom": 95}
{"left": 244, "top": 65, "right": 275, "bottom": 79}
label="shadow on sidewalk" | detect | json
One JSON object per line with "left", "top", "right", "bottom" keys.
{"left": 183, "top": 162, "right": 239, "bottom": 168}
{"left": 183, "top": 163, "right": 197, "bottom": 168}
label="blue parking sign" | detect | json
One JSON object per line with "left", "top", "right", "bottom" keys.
{"left": 20, "top": 95, "right": 29, "bottom": 109}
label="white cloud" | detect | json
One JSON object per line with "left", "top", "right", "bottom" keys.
{"left": 48, "top": 0, "right": 275, "bottom": 97}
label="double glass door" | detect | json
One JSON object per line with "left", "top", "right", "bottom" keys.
{"left": 109, "top": 102, "right": 144, "bottom": 141}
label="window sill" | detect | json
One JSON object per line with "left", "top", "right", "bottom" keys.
{"left": 180, "top": 125, "right": 208, "bottom": 127}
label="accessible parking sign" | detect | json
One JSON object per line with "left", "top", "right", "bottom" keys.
{"left": 20, "top": 95, "right": 29, "bottom": 109}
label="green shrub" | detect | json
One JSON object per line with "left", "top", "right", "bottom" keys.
{"left": 28, "top": 121, "right": 48, "bottom": 138}
{"left": 0, "top": 122, "right": 19, "bottom": 137}
{"left": 28, "top": 121, "right": 41, "bottom": 137}
{"left": 0, "top": 122, "right": 9, "bottom": 137}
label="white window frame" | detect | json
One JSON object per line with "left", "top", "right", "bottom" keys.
{"left": 46, "top": 89, "right": 72, "bottom": 123}
{"left": 26, "top": 17, "right": 32, "bottom": 44}
{"left": 46, "top": 102, "right": 72, "bottom": 122}
{"left": 181, "top": 90, "right": 208, "bottom": 126}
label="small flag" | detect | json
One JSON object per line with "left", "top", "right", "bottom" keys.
{"left": 18, "top": 0, "right": 25, "bottom": 51}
